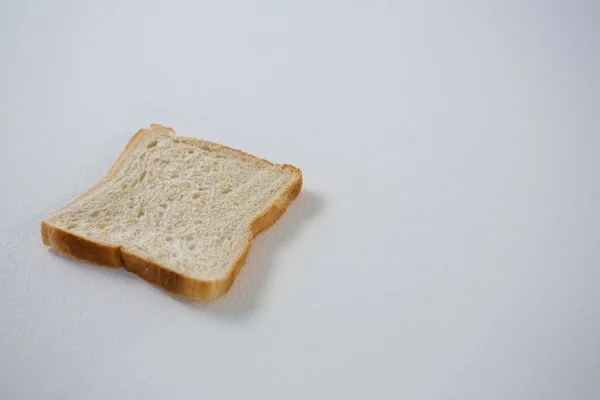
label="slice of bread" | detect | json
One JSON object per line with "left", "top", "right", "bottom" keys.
{"left": 42, "top": 124, "right": 302, "bottom": 300}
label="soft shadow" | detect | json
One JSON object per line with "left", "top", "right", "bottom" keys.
{"left": 169, "top": 189, "right": 324, "bottom": 319}
{"left": 46, "top": 190, "right": 324, "bottom": 319}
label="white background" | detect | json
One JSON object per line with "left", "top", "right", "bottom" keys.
{"left": 1, "top": 1, "right": 599, "bottom": 399}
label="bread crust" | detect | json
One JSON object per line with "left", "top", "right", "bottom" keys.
{"left": 41, "top": 124, "right": 302, "bottom": 300}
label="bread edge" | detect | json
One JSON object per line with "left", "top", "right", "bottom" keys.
{"left": 41, "top": 124, "right": 303, "bottom": 300}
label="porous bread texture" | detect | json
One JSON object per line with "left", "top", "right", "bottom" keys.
{"left": 42, "top": 125, "right": 302, "bottom": 300}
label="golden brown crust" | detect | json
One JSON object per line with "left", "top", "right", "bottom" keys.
{"left": 41, "top": 124, "right": 302, "bottom": 300}
{"left": 41, "top": 221, "right": 123, "bottom": 267}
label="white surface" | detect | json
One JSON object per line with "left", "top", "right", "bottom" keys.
{"left": 1, "top": 1, "right": 599, "bottom": 399}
